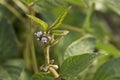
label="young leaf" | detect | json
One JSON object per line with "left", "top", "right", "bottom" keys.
{"left": 64, "top": 35, "right": 96, "bottom": 59}
{"left": 51, "top": 30, "right": 69, "bottom": 36}
{"left": 93, "top": 58, "right": 120, "bottom": 80}
{"left": 60, "top": 53, "right": 98, "bottom": 79}
{"left": 27, "top": 15, "right": 48, "bottom": 31}
{"left": 49, "top": 6, "right": 71, "bottom": 30}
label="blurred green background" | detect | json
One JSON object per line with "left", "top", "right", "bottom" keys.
{"left": 0, "top": 0, "right": 120, "bottom": 80}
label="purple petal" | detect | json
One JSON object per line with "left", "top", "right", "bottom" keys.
{"left": 41, "top": 37, "right": 47, "bottom": 43}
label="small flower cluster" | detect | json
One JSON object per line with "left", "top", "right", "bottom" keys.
{"left": 35, "top": 31, "right": 52, "bottom": 45}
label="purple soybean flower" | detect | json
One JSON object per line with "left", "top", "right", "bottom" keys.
{"left": 35, "top": 31, "right": 42, "bottom": 37}
{"left": 41, "top": 37, "right": 47, "bottom": 43}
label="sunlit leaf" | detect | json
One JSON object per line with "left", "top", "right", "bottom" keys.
{"left": 64, "top": 35, "right": 96, "bottom": 59}
{"left": 93, "top": 58, "right": 120, "bottom": 80}
{"left": 60, "top": 53, "right": 98, "bottom": 79}
{"left": 49, "top": 6, "right": 71, "bottom": 30}
{"left": 27, "top": 14, "right": 48, "bottom": 31}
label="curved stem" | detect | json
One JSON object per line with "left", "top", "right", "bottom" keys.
{"left": 49, "top": 67, "right": 60, "bottom": 78}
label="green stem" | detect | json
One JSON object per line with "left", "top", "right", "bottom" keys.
{"left": 23, "top": 36, "right": 31, "bottom": 71}
{"left": 30, "top": 31, "right": 38, "bottom": 73}
{"left": 29, "top": 7, "right": 38, "bottom": 73}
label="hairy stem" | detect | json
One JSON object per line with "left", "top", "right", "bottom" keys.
{"left": 45, "top": 45, "right": 60, "bottom": 78}
{"left": 45, "top": 45, "right": 50, "bottom": 65}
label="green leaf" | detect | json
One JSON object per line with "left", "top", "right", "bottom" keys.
{"left": 3, "top": 59, "right": 25, "bottom": 69}
{"left": 3, "top": 59, "right": 25, "bottom": 80}
{"left": 31, "top": 73, "right": 54, "bottom": 80}
{"left": 0, "top": 18, "right": 18, "bottom": 60}
{"left": 51, "top": 30, "right": 69, "bottom": 36}
{"left": 97, "top": 42, "right": 120, "bottom": 56}
{"left": 64, "top": 35, "right": 96, "bottom": 59}
{"left": 0, "top": 59, "right": 25, "bottom": 80}
{"left": 27, "top": 14, "right": 48, "bottom": 31}
{"left": 93, "top": 58, "right": 120, "bottom": 80}
{"left": 49, "top": 6, "right": 70, "bottom": 30}
{"left": 66, "top": 0, "right": 87, "bottom": 8}
{"left": 60, "top": 53, "right": 98, "bottom": 79}
{"left": 0, "top": 66, "right": 12, "bottom": 80}
{"left": 104, "top": 0, "right": 120, "bottom": 15}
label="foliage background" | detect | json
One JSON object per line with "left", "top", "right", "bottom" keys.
{"left": 0, "top": 0, "right": 120, "bottom": 80}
